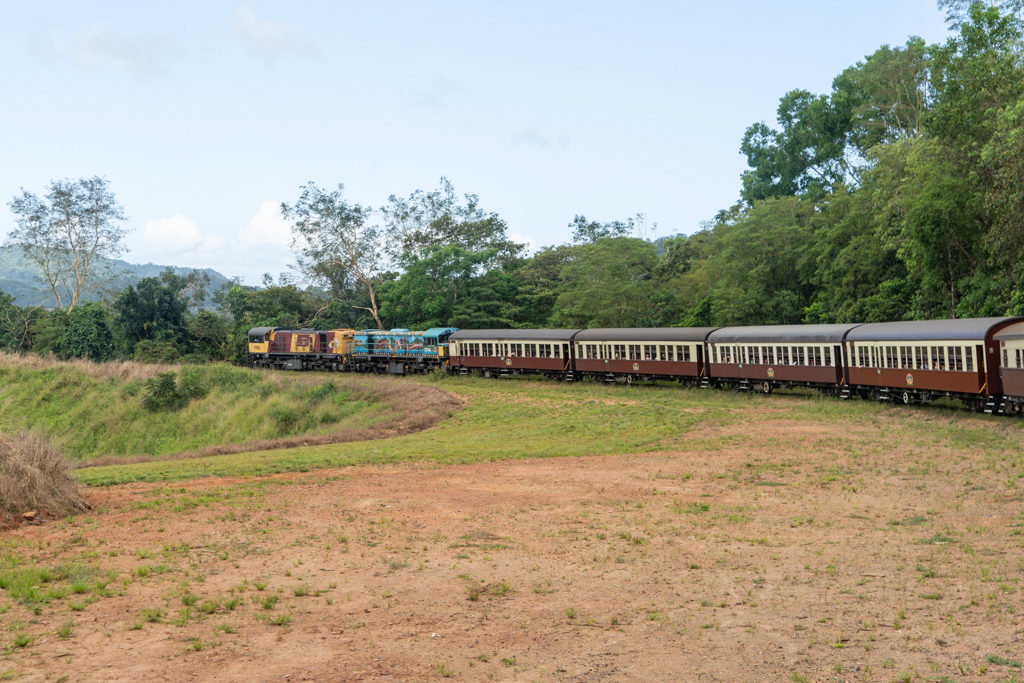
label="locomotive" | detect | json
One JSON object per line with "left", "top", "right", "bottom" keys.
{"left": 248, "top": 317, "right": 1024, "bottom": 415}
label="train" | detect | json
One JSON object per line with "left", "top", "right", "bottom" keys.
{"left": 247, "top": 317, "right": 1024, "bottom": 415}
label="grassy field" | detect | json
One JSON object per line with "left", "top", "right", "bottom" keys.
{"left": 74, "top": 372, "right": 1024, "bottom": 486}
{"left": 0, "top": 353, "right": 454, "bottom": 465}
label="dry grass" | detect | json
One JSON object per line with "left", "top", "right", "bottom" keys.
{"left": 0, "top": 431, "right": 91, "bottom": 522}
{"left": 0, "top": 350, "right": 174, "bottom": 381}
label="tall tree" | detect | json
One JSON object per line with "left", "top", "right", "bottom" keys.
{"left": 569, "top": 215, "right": 631, "bottom": 244}
{"left": 381, "top": 177, "right": 522, "bottom": 262}
{"left": 113, "top": 271, "right": 190, "bottom": 356}
{"left": 282, "top": 183, "right": 387, "bottom": 328}
{"left": 550, "top": 237, "right": 659, "bottom": 327}
{"left": 739, "top": 89, "right": 857, "bottom": 202}
{"left": 6, "top": 177, "right": 127, "bottom": 310}
{"left": 835, "top": 38, "right": 930, "bottom": 150}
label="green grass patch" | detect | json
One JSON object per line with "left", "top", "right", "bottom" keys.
{"left": 0, "top": 360, "right": 396, "bottom": 463}
{"left": 70, "top": 373, "right": 1024, "bottom": 486}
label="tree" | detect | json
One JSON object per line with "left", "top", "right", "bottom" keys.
{"left": 675, "top": 198, "right": 819, "bottom": 326}
{"left": 926, "top": 3, "right": 1024, "bottom": 149}
{"left": 282, "top": 183, "right": 387, "bottom": 328}
{"left": 381, "top": 178, "right": 522, "bottom": 262}
{"left": 569, "top": 215, "right": 631, "bottom": 244}
{"left": 222, "top": 284, "right": 312, "bottom": 328}
{"left": 58, "top": 302, "right": 113, "bottom": 361}
{"left": 739, "top": 89, "right": 857, "bottom": 202}
{"left": 113, "top": 271, "right": 190, "bottom": 356}
{"left": 378, "top": 246, "right": 515, "bottom": 329}
{"left": 6, "top": 177, "right": 127, "bottom": 310}
{"left": 836, "top": 38, "right": 930, "bottom": 150}
{"left": 550, "top": 238, "right": 659, "bottom": 327}
{"left": 186, "top": 310, "right": 232, "bottom": 361}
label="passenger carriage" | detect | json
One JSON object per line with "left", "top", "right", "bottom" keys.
{"left": 994, "top": 321, "right": 1024, "bottom": 414}
{"left": 448, "top": 329, "right": 579, "bottom": 379}
{"left": 707, "top": 324, "right": 860, "bottom": 394}
{"left": 572, "top": 328, "right": 718, "bottom": 384}
{"left": 844, "top": 317, "right": 1024, "bottom": 411}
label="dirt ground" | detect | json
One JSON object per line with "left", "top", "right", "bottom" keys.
{"left": 2, "top": 416, "right": 1023, "bottom": 682}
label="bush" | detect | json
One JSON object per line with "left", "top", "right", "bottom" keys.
{"left": 178, "top": 368, "right": 209, "bottom": 400}
{"left": 142, "top": 372, "right": 188, "bottom": 411}
{"left": 0, "top": 432, "right": 90, "bottom": 521}
{"left": 134, "top": 340, "right": 181, "bottom": 364}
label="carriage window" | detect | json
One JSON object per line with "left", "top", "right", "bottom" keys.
{"left": 797, "top": 347, "right": 805, "bottom": 365}
{"left": 952, "top": 346, "right": 963, "bottom": 372}
{"left": 683, "top": 345, "right": 692, "bottom": 362}
{"left": 915, "top": 347, "right": 924, "bottom": 369}
{"left": 965, "top": 347, "right": 973, "bottom": 372}
{"left": 1016, "top": 348, "right": 1022, "bottom": 368}
{"left": 824, "top": 347, "right": 832, "bottom": 366}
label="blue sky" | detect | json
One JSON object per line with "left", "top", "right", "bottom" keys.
{"left": 0, "top": 1, "right": 951, "bottom": 285}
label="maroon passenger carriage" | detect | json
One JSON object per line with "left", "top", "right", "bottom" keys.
{"left": 994, "top": 321, "right": 1024, "bottom": 414}
{"left": 572, "top": 328, "right": 718, "bottom": 384}
{"left": 707, "top": 324, "right": 860, "bottom": 395}
{"left": 447, "top": 329, "right": 580, "bottom": 379}
{"left": 844, "top": 317, "right": 1024, "bottom": 412}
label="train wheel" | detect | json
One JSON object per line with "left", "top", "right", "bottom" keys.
{"left": 761, "top": 381, "right": 771, "bottom": 394}
{"left": 901, "top": 391, "right": 912, "bottom": 405}
{"left": 625, "top": 375, "right": 633, "bottom": 385}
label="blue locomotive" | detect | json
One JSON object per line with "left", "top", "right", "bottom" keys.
{"left": 352, "top": 327, "right": 458, "bottom": 374}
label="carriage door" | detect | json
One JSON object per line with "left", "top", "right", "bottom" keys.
{"left": 976, "top": 344, "right": 986, "bottom": 391}
{"left": 833, "top": 345, "right": 842, "bottom": 384}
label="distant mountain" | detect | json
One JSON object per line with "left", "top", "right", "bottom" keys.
{"left": 0, "top": 245, "right": 234, "bottom": 308}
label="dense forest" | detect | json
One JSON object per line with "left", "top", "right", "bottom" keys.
{"left": 3, "top": 1, "right": 1024, "bottom": 364}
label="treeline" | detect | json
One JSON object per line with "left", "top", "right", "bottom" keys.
{"left": 3, "top": 2, "right": 1024, "bottom": 364}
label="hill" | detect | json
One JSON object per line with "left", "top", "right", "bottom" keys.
{"left": 0, "top": 245, "right": 233, "bottom": 307}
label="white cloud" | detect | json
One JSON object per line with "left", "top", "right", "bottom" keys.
{"left": 241, "top": 200, "right": 291, "bottom": 248}
{"left": 236, "top": 3, "right": 318, "bottom": 62}
{"left": 143, "top": 215, "right": 202, "bottom": 251}
{"left": 31, "top": 25, "right": 181, "bottom": 79}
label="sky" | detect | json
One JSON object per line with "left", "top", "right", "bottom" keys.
{"left": 0, "top": 1, "right": 952, "bottom": 285}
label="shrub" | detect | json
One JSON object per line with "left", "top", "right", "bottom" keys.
{"left": 133, "top": 340, "right": 181, "bottom": 364}
{"left": 0, "top": 431, "right": 90, "bottom": 521}
{"left": 178, "top": 368, "right": 209, "bottom": 400}
{"left": 142, "top": 372, "right": 187, "bottom": 411}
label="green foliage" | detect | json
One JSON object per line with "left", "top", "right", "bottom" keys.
{"left": 141, "top": 370, "right": 210, "bottom": 413}
{"left": 550, "top": 238, "right": 659, "bottom": 327}
{"left": 134, "top": 340, "right": 181, "bottom": 364}
{"left": 58, "top": 303, "right": 113, "bottom": 362}
{"left": 142, "top": 372, "right": 191, "bottom": 412}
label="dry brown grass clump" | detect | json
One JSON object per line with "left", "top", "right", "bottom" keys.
{"left": 0, "top": 431, "right": 91, "bottom": 522}
{"left": 0, "top": 350, "right": 172, "bottom": 381}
